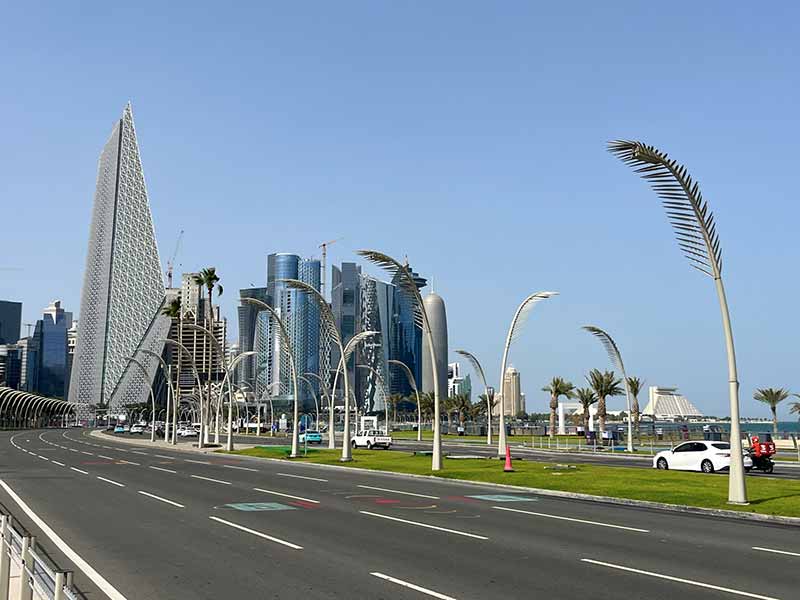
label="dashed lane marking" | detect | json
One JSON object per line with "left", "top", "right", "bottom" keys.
{"left": 185, "top": 459, "right": 212, "bottom": 465}
{"left": 357, "top": 485, "right": 439, "bottom": 499}
{"left": 359, "top": 511, "right": 488, "bottom": 540}
{"left": 97, "top": 476, "right": 125, "bottom": 488}
{"left": 150, "top": 466, "right": 177, "bottom": 474}
{"left": 277, "top": 473, "right": 328, "bottom": 482}
{"left": 209, "top": 516, "right": 302, "bottom": 549}
{"left": 223, "top": 465, "right": 258, "bottom": 472}
{"left": 752, "top": 546, "right": 800, "bottom": 558}
{"left": 138, "top": 491, "right": 184, "bottom": 508}
{"left": 253, "top": 488, "right": 320, "bottom": 504}
{"left": 70, "top": 468, "right": 89, "bottom": 475}
{"left": 493, "top": 506, "right": 649, "bottom": 533}
{"left": 191, "top": 475, "right": 231, "bottom": 485}
{"left": 371, "top": 572, "right": 458, "bottom": 600}
{"left": 51, "top": 461, "right": 65, "bottom": 467}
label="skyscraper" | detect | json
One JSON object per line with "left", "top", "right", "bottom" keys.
{"left": 69, "top": 103, "right": 169, "bottom": 410}
{"left": 0, "top": 301, "right": 21, "bottom": 345}
{"left": 421, "top": 292, "right": 448, "bottom": 404}
{"left": 389, "top": 263, "right": 426, "bottom": 397}
{"left": 494, "top": 366, "right": 525, "bottom": 417}
{"left": 31, "top": 301, "right": 72, "bottom": 398}
{"left": 331, "top": 262, "right": 362, "bottom": 403}
{"left": 237, "top": 287, "right": 269, "bottom": 388}
{"left": 359, "top": 275, "right": 395, "bottom": 412}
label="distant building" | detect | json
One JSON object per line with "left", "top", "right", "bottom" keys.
{"left": 237, "top": 287, "right": 269, "bottom": 388}
{"left": 447, "top": 362, "right": 472, "bottom": 400}
{"left": 494, "top": 366, "right": 525, "bottom": 417}
{"left": 359, "top": 275, "right": 394, "bottom": 413}
{"left": 0, "top": 300, "right": 22, "bottom": 344}
{"left": 421, "top": 292, "right": 448, "bottom": 404}
{"left": 331, "top": 262, "right": 362, "bottom": 405}
{"left": 642, "top": 386, "right": 703, "bottom": 420}
{"left": 31, "top": 301, "right": 72, "bottom": 398}
{"left": 389, "top": 262, "right": 426, "bottom": 397}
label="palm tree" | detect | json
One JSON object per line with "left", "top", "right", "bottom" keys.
{"left": 586, "top": 369, "right": 623, "bottom": 437}
{"left": 574, "top": 387, "right": 597, "bottom": 433}
{"left": 626, "top": 376, "right": 644, "bottom": 438}
{"left": 541, "top": 377, "right": 575, "bottom": 438}
{"left": 754, "top": 388, "right": 791, "bottom": 434}
{"left": 161, "top": 297, "right": 182, "bottom": 443}
{"left": 451, "top": 394, "right": 473, "bottom": 428}
{"left": 193, "top": 268, "right": 223, "bottom": 442}
{"left": 387, "top": 394, "right": 404, "bottom": 424}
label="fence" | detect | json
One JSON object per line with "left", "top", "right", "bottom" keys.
{"left": 0, "top": 505, "right": 81, "bottom": 600}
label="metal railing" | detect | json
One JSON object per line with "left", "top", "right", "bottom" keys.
{"left": 0, "top": 505, "right": 81, "bottom": 600}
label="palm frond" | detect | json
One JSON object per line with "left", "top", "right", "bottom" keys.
{"left": 583, "top": 325, "right": 625, "bottom": 375}
{"left": 507, "top": 291, "right": 558, "bottom": 347}
{"left": 356, "top": 250, "right": 424, "bottom": 328}
{"left": 388, "top": 359, "right": 418, "bottom": 392}
{"left": 281, "top": 278, "right": 341, "bottom": 344}
{"left": 608, "top": 140, "right": 722, "bottom": 278}
{"left": 343, "top": 330, "right": 381, "bottom": 362}
{"left": 454, "top": 349, "right": 487, "bottom": 387}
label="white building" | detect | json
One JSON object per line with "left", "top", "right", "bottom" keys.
{"left": 493, "top": 366, "right": 525, "bottom": 417}
{"left": 642, "top": 386, "right": 703, "bottom": 420}
{"left": 447, "top": 362, "right": 471, "bottom": 400}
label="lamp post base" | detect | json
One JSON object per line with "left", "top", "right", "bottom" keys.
{"left": 727, "top": 501, "right": 750, "bottom": 506}
{"left": 340, "top": 457, "right": 353, "bottom": 462}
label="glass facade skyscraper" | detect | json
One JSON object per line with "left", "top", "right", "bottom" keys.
{"left": 0, "top": 301, "right": 21, "bottom": 345}
{"left": 237, "top": 287, "right": 269, "bottom": 389}
{"left": 390, "top": 263, "right": 427, "bottom": 397}
{"left": 31, "top": 301, "right": 72, "bottom": 399}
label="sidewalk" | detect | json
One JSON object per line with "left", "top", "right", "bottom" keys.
{"left": 88, "top": 430, "right": 259, "bottom": 454}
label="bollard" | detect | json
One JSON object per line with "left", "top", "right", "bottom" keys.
{"left": 54, "top": 572, "right": 65, "bottom": 600}
{"left": 0, "top": 516, "right": 9, "bottom": 599}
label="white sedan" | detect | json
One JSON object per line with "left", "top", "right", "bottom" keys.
{"left": 653, "top": 441, "right": 753, "bottom": 473}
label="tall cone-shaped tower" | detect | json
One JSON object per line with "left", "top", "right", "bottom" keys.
{"left": 69, "top": 103, "right": 169, "bottom": 410}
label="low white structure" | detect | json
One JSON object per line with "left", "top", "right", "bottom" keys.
{"left": 559, "top": 401, "right": 597, "bottom": 432}
{"left": 642, "top": 386, "right": 703, "bottom": 420}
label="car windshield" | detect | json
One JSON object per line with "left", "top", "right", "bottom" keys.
{"left": 711, "top": 443, "right": 731, "bottom": 450}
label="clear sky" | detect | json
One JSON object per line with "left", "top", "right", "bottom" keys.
{"left": 2, "top": 2, "right": 799, "bottom": 419}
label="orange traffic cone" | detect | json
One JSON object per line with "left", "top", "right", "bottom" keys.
{"left": 503, "top": 444, "right": 514, "bottom": 472}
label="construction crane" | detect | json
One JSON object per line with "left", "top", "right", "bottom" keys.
{"left": 318, "top": 238, "right": 342, "bottom": 302}
{"left": 165, "top": 229, "right": 184, "bottom": 288}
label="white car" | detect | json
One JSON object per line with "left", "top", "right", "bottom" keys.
{"left": 129, "top": 425, "right": 145, "bottom": 434}
{"left": 653, "top": 441, "right": 753, "bottom": 473}
{"left": 177, "top": 427, "right": 198, "bottom": 438}
{"left": 351, "top": 430, "right": 392, "bottom": 450}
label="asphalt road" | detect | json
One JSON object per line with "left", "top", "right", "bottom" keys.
{"left": 1, "top": 428, "right": 798, "bottom": 600}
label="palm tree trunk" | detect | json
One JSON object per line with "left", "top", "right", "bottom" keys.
{"left": 583, "top": 408, "right": 590, "bottom": 434}
{"left": 206, "top": 287, "right": 214, "bottom": 445}
{"left": 549, "top": 395, "right": 558, "bottom": 438}
{"left": 632, "top": 398, "right": 640, "bottom": 440}
{"left": 772, "top": 405, "right": 778, "bottom": 434}
{"left": 598, "top": 397, "right": 606, "bottom": 437}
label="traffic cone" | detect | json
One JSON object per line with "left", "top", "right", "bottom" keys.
{"left": 503, "top": 444, "right": 514, "bottom": 472}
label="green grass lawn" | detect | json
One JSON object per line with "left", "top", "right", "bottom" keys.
{"left": 229, "top": 446, "right": 800, "bottom": 518}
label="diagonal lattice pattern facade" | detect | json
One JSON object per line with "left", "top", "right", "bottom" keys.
{"left": 69, "top": 103, "right": 168, "bottom": 410}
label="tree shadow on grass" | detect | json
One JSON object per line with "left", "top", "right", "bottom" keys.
{"left": 748, "top": 492, "right": 800, "bottom": 505}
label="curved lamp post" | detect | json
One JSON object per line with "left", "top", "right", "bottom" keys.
{"left": 388, "top": 359, "right": 422, "bottom": 441}
{"left": 303, "top": 371, "right": 332, "bottom": 435}
{"left": 184, "top": 323, "right": 226, "bottom": 445}
{"left": 610, "top": 139, "right": 747, "bottom": 504}
{"left": 497, "top": 292, "right": 558, "bottom": 458}
{"left": 356, "top": 250, "right": 443, "bottom": 470}
{"left": 454, "top": 350, "right": 493, "bottom": 445}
{"left": 164, "top": 338, "right": 205, "bottom": 446}
{"left": 220, "top": 351, "right": 258, "bottom": 451}
{"left": 298, "top": 376, "right": 320, "bottom": 431}
{"left": 357, "top": 364, "right": 390, "bottom": 434}
{"left": 582, "top": 326, "right": 634, "bottom": 453}
{"left": 125, "top": 356, "right": 158, "bottom": 442}
{"left": 240, "top": 298, "right": 301, "bottom": 458}
{"left": 137, "top": 348, "right": 177, "bottom": 443}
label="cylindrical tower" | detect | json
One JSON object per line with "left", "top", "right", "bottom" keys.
{"left": 421, "top": 292, "right": 448, "bottom": 404}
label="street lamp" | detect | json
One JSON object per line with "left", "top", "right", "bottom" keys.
{"left": 388, "top": 359, "right": 422, "bottom": 442}
{"left": 219, "top": 351, "right": 258, "bottom": 451}
{"left": 163, "top": 338, "right": 205, "bottom": 446}
{"left": 137, "top": 348, "right": 177, "bottom": 444}
{"left": 454, "top": 350, "right": 493, "bottom": 446}
{"left": 610, "top": 139, "right": 747, "bottom": 504}
{"left": 124, "top": 356, "right": 158, "bottom": 442}
{"left": 303, "top": 371, "right": 332, "bottom": 437}
{"left": 582, "top": 326, "right": 634, "bottom": 453}
{"left": 240, "top": 298, "right": 301, "bottom": 458}
{"left": 357, "top": 364, "right": 390, "bottom": 435}
{"left": 298, "top": 376, "right": 320, "bottom": 431}
{"left": 497, "top": 292, "right": 558, "bottom": 458}
{"left": 184, "top": 323, "right": 226, "bottom": 445}
{"left": 356, "top": 250, "right": 444, "bottom": 470}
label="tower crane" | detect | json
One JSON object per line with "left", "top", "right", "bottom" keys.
{"left": 165, "top": 229, "right": 184, "bottom": 288}
{"left": 318, "top": 237, "right": 342, "bottom": 301}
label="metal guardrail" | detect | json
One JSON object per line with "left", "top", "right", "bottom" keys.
{"left": 0, "top": 504, "right": 81, "bottom": 600}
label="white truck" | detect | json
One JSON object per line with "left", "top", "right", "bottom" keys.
{"left": 351, "top": 429, "right": 393, "bottom": 450}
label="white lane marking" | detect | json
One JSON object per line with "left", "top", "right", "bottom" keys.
{"left": 138, "top": 491, "right": 185, "bottom": 508}
{"left": 752, "top": 546, "right": 800, "bottom": 558}
{"left": 254, "top": 488, "right": 320, "bottom": 504}
{"left": 360, "top": 511, "right": 488, "bottom": 540}
{"left": 81, "top": 451, "right": 94, "bottom": 456}
{"left": 0, "top": 480, "right": 129, "bottom": 600}
{"left": 581, "top": 559, "right": 779, "bottom": 600}
{"left": 358, "top": 485, "right": 439, "bottom": 500}
{"left": 191, "top": 475, "right": 231, "bottom": 485}
{"left": 154, "top": 455, "right": 174, "bottom": 460}
{"left": 494, "top": 506, "right": 649, "bottom": 533}
{"left": 223, "top": 465, "right": 258, "bottom": 472}
{"left": 209, "top": 516, "right": 302, "bottom": 550}
{"left": 38, "top": 456, "right": 50, "bottom": 462}
{"left": 98, "top": 455, "right": 115, "bottom": 461}
{"left": 97, "top": 476, "right": 125, "bottom": 488}
{"left": 69, "top": 449, "right": 79, "bottom": 453}
{"left": 185, "top": 459, "right": 211, "bottom": 465}
{"left": 120, "top": 460, "right": 140, "bottom": 466}
{"left": 70, "top": 467, "right": 89, "bottom": 475}
{"left": 371, "top": 572, "right": 458, "bottom": 600}
{"left": 131, "top": 451, "right": 148, "bottom": 456}
{"left": 277, "top": 472, "right": 328, "bottom": 482}
{"left": 150, "top": 466, "right": 177, "bottom": 474}
{"left": 51, "top": 461, "right": 65, "bottom": 467}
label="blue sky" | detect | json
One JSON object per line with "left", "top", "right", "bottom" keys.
{"left": 2, "top": 2, "right": 799, "bottom": 418}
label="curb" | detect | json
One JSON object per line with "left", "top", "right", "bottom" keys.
{"left": 89, "top": 430, "right": 800, "bottom": 528}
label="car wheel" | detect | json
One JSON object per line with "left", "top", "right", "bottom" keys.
{"left": 351, "top": 440, "right": 357, "bottom": 449}
{"left": 765, "top": 464, "right": 774, "bottom": 474}
{"left": 701, "top": 459, "right": 714, "bottom": 474}
{"left": 656, "top": 457, "right": 668, "bottom": 470}
{"left": 366, "top": 441, "right": 373, "bottom": 450}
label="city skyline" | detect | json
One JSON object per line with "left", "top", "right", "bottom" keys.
{"left": 4, "top": 4, "right": 800, "bottom": 418}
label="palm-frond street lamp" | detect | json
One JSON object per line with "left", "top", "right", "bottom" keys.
{"left": 163, "top": 338, "right": 204, "bottom": 445}
{"left": 356, "top": 250, "right": 444, "bottom": 471}
{"left": 388, "top": 359, "right": 422, "bottom": 442}
{"left": 498, "top": 292, "right": 558, "bottom": 457}
{"left": 220, "top": 351, "right": 258, "bottom": 451}
{"left": 610, "top": 139, "right": 747, "bottom": 504}
{"left": 303, "top": 371, "right": 331, "bottom": 434}
{"left": 454, "top": 350, "right": 493, "bottom": 446}
{"left": 184, "top": 323, "right": 227, "bottom": 445}
{"left": 582, "top": 326, "right": 633, "bottom": 453}
{"left": 124, "top": 356, "right": 158, "bottom": 442}
{"left": 240, "top": 298, "right": 301, "bottom": 458}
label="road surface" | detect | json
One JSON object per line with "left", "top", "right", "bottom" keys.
{"left": 0, "top": 428, "right": 797, "bottom": 599}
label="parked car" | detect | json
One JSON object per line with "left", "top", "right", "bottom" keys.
{"left": 351, "top": 430, "right": 392, "bottom": 450}
{"left": 113, "top": 425, "right": 125, "bottom": 433}
{"left": 177, "top": 427, "right": 198, "bottom": 438}
{"left": 299, "top": 431, "right": 323, "bottom": 445}
{"left": 130, "top": 425, "right": 145, "bottom": 434}
{"left": 653, "top": 441, "right": 753, "bottom": 473}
